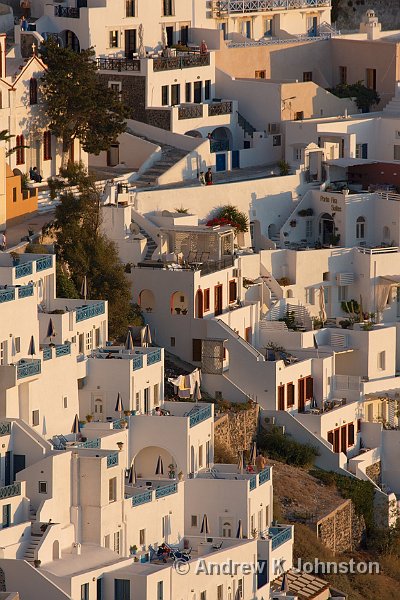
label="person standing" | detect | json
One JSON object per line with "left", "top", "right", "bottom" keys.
{"left": 205, "top": 168, "right": 213, "bottom": 186}
{"left": 0, "top": 231, "right": 6, "bottom": 252}
{"left": 199, "top": 171, "right": 206, "bottom": 186}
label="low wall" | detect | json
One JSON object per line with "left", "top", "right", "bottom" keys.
{"left": 214, "top": 403, "right": 259, "bottom": 458}
{"left": 316, "top": 499, "right": 364, "bottom": 554}
{"left": 127, "top": 119, "right": 203, "bottom": 152}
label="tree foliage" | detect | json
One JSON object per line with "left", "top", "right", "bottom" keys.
{"left": 39, "top": 39, "right": 127, "bottom": 156}
{"left": 207, "top": 204, "right": 249, "bottom": 233}
{"left": 257, "top": 428, "right": 319, "bottom": 467}
{"left": 49, "top": 163, "right": 137, "bottom": 339}
{"left": 329, "top": 81, "right": 380, "bottom": 113}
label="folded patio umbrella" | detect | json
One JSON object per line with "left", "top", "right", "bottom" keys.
{"left": 125, "top": 330, "right": 134, "bottom": 351}
{"left": 249, "top": 441, "right": 257, "bottom": 465}
{"left": 236, "top": 519, "right": 243, "bottom": 539}
{"left": 115, "top": 393, "right": 124, "bottom": 416}
{"left": 155, "top": 455, "right": 164, "bottom": 475}
{"left": 71, "top": 414, "right": 80, "bottom": 435}
{"left": 141, "top": 324, "right": 152, "bottom": 347}
{"left": 46, "top": 318, "right": 56, "bottom": 339}
{"left": 28, "top": 335, "right": 36, "bottom": 357}
{"left": 200, "top": 514, "right": 209, "bottom": 540}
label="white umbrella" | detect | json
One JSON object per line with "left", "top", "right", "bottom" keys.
{"left": 71, "top": 414, "right": 80, "bottom": 440}
{"left": 319, "top": 286, "right": 327, "bottom": 324}
{"left": 127, "top": 464, "right": 136, "bottom": 485}
{"left": 138, "top": 23, "right": 146, "bottom": 58}
{"left": 200, "top": 514, "right": 209, "bottom": 541}
{"left": 249, "top": 441, "right": 257, "bottom": 465}
{"left": 28, "top": 335, "right": 36, "bottom": 359}
{"left": 115, "top": 393, "right": 124, "bottom": 417}
{"left": 80, "top": 276, "right": 87, "bottom": 301}
{"left": 281, "top": 572, "right": 289, "bottom": 592}
{"left": 237, "top": 450, "right": 244, "bottom": 474}
{"left": 125, "top": 330, "right": 134, "bottom": 351}
{"left": 155, "top": 455, "right": 164, "bottom": 475}
{"left": 161, "top": 23, "right": 167, "bottom": 48}
{"left": 141, "top": 324, "right": 152, "bottom": 347}
{"left": 192, "top": 380, "right": 201, "bottom": 403}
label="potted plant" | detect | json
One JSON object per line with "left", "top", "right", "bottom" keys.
{"left": 178, "top": 470, "right": 183, "bottom": 481}
{"left": 181, "top": 308, "right": 188, "bottom": 315}
{"left": 120, "top": 419, "right": 128, "bottom": 429}
{"left": 130, "top": 545, "right": 138, "bottom": 555}
{"left": 34, "top": 559, "right": 41, "bottom": 568}
{"left": 124, "top": 410, "right": 131, "bottom": 417}
{"left": 289, "top": 220, "right": 297, "bottom": 228}
{"left": 117, "top": 441, "right": 124, "bottom": 451}
{"left": 146, "top": 307, "right": 153, "bottom": 313}
{"left": 175, "top": 307, "right": 181, "bottom": 315}
{"left": 10, "top": 251, "right": 20, "bottom": 265}
{"left": 86, "top": 414, "right": 93, "bottom": 423}
{"left": 168, "top": 463, "right": 176, "bottom": 479}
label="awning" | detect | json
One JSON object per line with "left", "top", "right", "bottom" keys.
{"left": 326, "top": 158, "right": 379, "bottom": 168}
{"left": 379, "top": 275, "right": 400, "bottom": 285}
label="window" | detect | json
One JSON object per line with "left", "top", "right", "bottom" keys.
{"left": 366, "top": 68, "right": 376, "bottom": 90}
{"left": 154, "top": 383, "right": 159, "bottom": 403}
{"left": 347, "top": 422, "right": 355, "bottom": 446}
{"left": 355, "top": 143, "right": 368, "bottom": 159}
{"left": 135, "top": 391, "right": 140, "bottom": 411}
{"left": 29, "top": 77, "right": 38, "bottom": 105}
{"left": 200, "top": 592, "right": 206, "bottom": 600}
{"left": 305, "top": 376, "right": 313, "bottom": 400}
{"left": 378, "top": 350, "right": 386, "bottom": 371}
{"left": 293, "top": 147, "right": 302, "bottom": 161}
{"left": 139, "top": 528, "right": 146, "bottom": 546}
{"left": 16, "top": 135, "right": 25, "bottom": 165}
{"left": 286, "top": 383, "right": 295, "bottom": 407}
{"left": 303, "top": 71, "right": 312, "bottom": 82}
{"left": 63, "top": 396, "right": 68, "bottom": 409}
{"left": 109, "top": 30, "right": 119, "bottom": 48}
{"left": 96, "top": 578, "right": 103, "bottom": 600}
{"left": 278, "top": 385, "right": 285, "bottom": 410}
{"left": 43, "top": 131, "right": 52, "bottom": 161}
{"left": 356, "top": 216, "right": 366, "bottom": 239}
{"left": 338, "top": 286, "right": 348, "bottom": 302}
{"left": 238, "top": 578, "right": 243, "bottom": 598}
{"left": 161, "top": 85, "right": 169, "bottom": 106}
{"left": 272, "top": 135, "right": 281, "bottom": 147}
{"left": 170, "top": 337, "right": 175, "bottom": 347}
{"left": 199, "top": 444, "right": 203, "bottom": 468}
{"left": 294, "top": 111, "right": 304, "bottom": 121}
{"left": 86, "top": 330, "right": 93, "bottom": 351}
{"left": 185, "top": 82, "right": 191, "bottom": 103}
{"left": 109, "top": 81, "right": 122, "bottom": 98}
{"left": 217, "top": 585, "right": 223, "bottom": 600}
{"left": 204, "top": 80, "right": 211, "bottom": 100}
{"left": 126, "top": 0, "right": 135, "bottom": 17}
{"left": 32, "top": 410, "right": 39, "bottom": 427}
{"left": 38, "top": 481, "right": 47, "bottom": 494}
{"left": 255, "top": 70, "right": 266, "bottom": 79}
{"left": 114, "top": 580, "right": 130, "bottom": 600}
{"left": 171, "top": 84, "right": 180, "bottom": 106}
{"left": 191, "top": 515, "right": 198, "bottom": 527}
{"left": 109, "top": 477, "right": 117, "bottom": 502}
{"left": 394, "top": 145, "right": 400, "bottom": 161}
{"left": 339, "top": 65, "right": 347, "bottom": 85}
{"left": 305, "top": 219, "right": 313, "bottom": 238}
{"left": 157, "top": 581, "right": 164, "bottom": 600}
{"left": 162, "top": 0, "right": 173, "bottom": 16}
{"left": 12, "top": 187, "right": 16, "bottom": 203}
{"left": 229, "top": 280, "right": 237, "bottom": 303}
{"left": 305, "top": 287, "right": 314, "bottom": 304}
{"left": 14, "top": 337, "right": 20, "bottom": 353}
{"left": 204, "top": 289, "right": 210, "bottom": 311}
{"left": 81, "top": 583, "right": 89, "bottom": 600}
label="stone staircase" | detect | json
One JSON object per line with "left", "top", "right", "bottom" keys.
{"left": 23, "top": 510, "right": 43, "bottom": 565}
{"left": 237, "top": 112, "right": 257, "bottom": 138}
{"left": 138, "top": 225, "right": 158, "bottom": 260}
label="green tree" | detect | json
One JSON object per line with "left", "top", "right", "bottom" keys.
{"left": 214, "top": 205, "right": 249, "bottom": 233}
{"left": 39, "top": 39, "right": 127, "bottom": 164}
{"left": 329, "top": 81, "right": 380, "bottom": 113}
{"left": 49, "top": 163, "right": 137, "bottom": 339}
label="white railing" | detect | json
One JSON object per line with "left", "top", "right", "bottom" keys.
{"left": 357, "top": 246, "right": 399, "bottom": 255}
{"left": 375, "top": 191, "right": 400, "bottom": 202}
{"left": 227, "top": 34, "right": 331, "bottom": 48}
{"left": 213, "top": 0, "right": 331, "bottom": 15}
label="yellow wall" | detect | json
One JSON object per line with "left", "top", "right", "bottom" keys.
{"left": 6, "top": 164, "right": 38, "bottom": 226}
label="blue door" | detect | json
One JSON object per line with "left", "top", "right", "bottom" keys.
{"left": 216, "top": 153, "right": 226, "bottom": 172}
{"left": 246, "top": 20, "right": 251, "bottom": 38}
{"left": 232, "top": 150, "right": 240, "bottom": 169}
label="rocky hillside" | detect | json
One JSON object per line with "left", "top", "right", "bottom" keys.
{"left": 333, "top": 0, "right": 400, "bottom": 31}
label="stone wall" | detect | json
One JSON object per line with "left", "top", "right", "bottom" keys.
{"left": 214, "top": 403, "right": 260, "bottom": 458}
{"left": 99, "top": 74, "right": 171, "bottom": 131}
{"left": 334, "top": 0, "right": 400, "bottom": 31}
{"left": 316, "top": 499, "right": 364, "bottom": 554}
{"left": 366, "top": 461, "right": 381, "bottom": 487}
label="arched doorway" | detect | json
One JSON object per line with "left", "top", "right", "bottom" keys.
{"left": 94, "top": 397, "right": 104, "bottom": 422}
{"left": 268, "top": 223, "right": 278, "bottom": 240}
{"left": 59, "top": 30, "right": 80, "bottom": 52}
{"left": 210, "top": 127, "right": 232, "bottom": 152}
{"left": 139, "top": 289, "right": 155, "bottom": 313}
{"left": 195, "top": 290, "right": 203, "bottom": 318}
{"left": 53, "top": 540, "right": 60, "bottom": 560}
{"left": 190, "top": 445, "right": 195, "bottom": 474}
{"left": 222, "top": 520, "right": 232, "bottom": 537}
{"left": 319, "top": 213, "right": 334, "bottom": 245}
{"left": 356, "top": 216, "right": 366, "bottom": 240}
{"left": 170, "top": 291, "right": 188, "bottom": 315}
{"left": 134, "top": 445, "right": 177, "bottom": 479}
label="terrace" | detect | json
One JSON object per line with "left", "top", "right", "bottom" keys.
{"left": 0, "top": 253, "right": 54, "bottom": 286}
{"left": 210, "top": 0, "right": 331, "bottom": 16}
{"left": 91, "top": 346, "right": 162, "bottom": 371}
{"left": 96, "top": 52, "right": 210, "bottom": 74}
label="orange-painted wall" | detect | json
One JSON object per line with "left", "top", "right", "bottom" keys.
{"left": 6, "top": 164, "right": 38, "bottom": 226}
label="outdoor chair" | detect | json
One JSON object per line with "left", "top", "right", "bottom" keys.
{"left": 211, "top": 541, "right": 223, "bottom": 550}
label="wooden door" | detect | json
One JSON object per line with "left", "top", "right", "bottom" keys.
{"left": 333, "top": 429, "right": 340, "bottom": 453}
{"left": 214, "top": 285, "right": 223, "bottom": 316}
{"left": 341, "top": 425, "right": 347, "bottom": 455}
{"left": 298, "top": 378, "right": 305, "bottom": 412}
{"left": 277, "top": 385, "right": 285, "bottom": 410}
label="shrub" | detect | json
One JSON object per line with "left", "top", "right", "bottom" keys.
{"left": 207, "top": 205, "right": 249, "bottom": 233}
{"left": 257, "top": 429, "right": 319, "bottom": 467}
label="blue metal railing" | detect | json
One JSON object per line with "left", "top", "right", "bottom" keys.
{"left": 0, "top": 482, "right": 21, "bottom": 499}
{"left": 113, "top": 418, "right": 128, "bottom": 430}
{"left": 189, "top": 405, "right": 212, "bottom": 428}
{"left": 14, "top": 262, "right": 33, "bottom": 279}
{"left": 132, "top": 355, "right": 143, "bottom": 371}
{"left": 155, "top": 483, "right": 178, "bottom": 499}
{"left": 258, "top": 467, "right": 271, "bottom": 485}
{"left": 17, "top": 359, "right": 41, "bottom": 379}
{"left": 132, "top": 490, "right": 153, "bottom": 507}
{"left": 249, "top": 475, "right": 257, "bottom": 491}
{"left": 36, "top": 256, "right": 53, "bottom": 272}
{"left": 55, "top": 344, "right": 71, "bottom": 358}
{"left": 43, "top": 347, "right": 52, "bottom": 361}
{"left": 0, "top": 289, "right": 15, "bottom": 303}
{"left": 77, "top": 438, "right": 100, "bottom": 449}
{"left": 75, "top": 302, "right": 106, "bottom": 323}
{"left": 18, "top": 285, "right": 34, "bottom": 299}
{"left": 147, "top": 349, "right": 161, "bottom": 365}
{"left": 270, "top": 526, "right": 292, "bottom": 550}
{"left": 107, "top": 451, "right": 119, "bottom": 468}
{"left": 0, "top": 422, "right": 11, "bottom": 436}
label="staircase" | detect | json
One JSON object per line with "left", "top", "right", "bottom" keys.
{"left": 237, "top": 112, "right": 257, "bottom": 138}
{"left": 138, "top": 225, "right": 158, "bottom": 260}
{"left": 23, "top": 512, "right": 44, "bottom": 565}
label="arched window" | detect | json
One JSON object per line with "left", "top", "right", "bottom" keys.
{"left": 222, "top": 522, "right": 232, "bottom": 537}
{"left": 15, "top": 134, "right": 25, "bottom": 165}
{"left": 43, "top": 131, "right": 52, "bottom": 161}
{"left": 356, "top": 216, "right": 366, "bottom": 239}
{"left": 29, "top": 77, "right": 38, "bottom": 105}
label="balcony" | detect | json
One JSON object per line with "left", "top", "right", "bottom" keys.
{"left": 43, "top": 347, "right": 52, "bottom": 361}
{"left": 208, "top": 101, "right": 233, "bottom": 117}
{"left": 0, "top": 482, "right": 21, "bottom": 500}
{"left": 55, "top": 343, "right": 71, "bottom": 358}
{"left": 54, "top": 5, "right": 80, "bottom": 17}
{"left": 155, "top": 482, "right": 178, "bottom": 499}
{"left": 132, "top": 355, "right": 143, "bottom": 371}
{"left": 36, "top": 256, "right": 53, "bottom": 272}
{"left": 147, "top": 349, "right": 161, "bottom": 366}
{"left": 75, "top": 301, "right": 106, "bottom": 323}
{"left": 211, "top": 0, "right": 331, "bottom": 16}
{"left": 178, "top": 104, "right": 204, "bottom": 120}
{"left": 18, "top": 285, "right": 34, "bottom": 299}
{"left": 189, "top": 405, "right": 212, "bottom": 428}
{"left": 15, "top": 262, "right": 33, "bottom": 279}
{"left": 0, "top": 422, "right": 11, "bottom": 436}
{"left": 269, "top": 525, "right": 292, "bottom": 550}
{"left": 0, "top": 289, "right": 15, "bottom": 303}
{"left": 16, "top": 359, "right": 41, "bottom": 380}
{"left": 153, "top": 54, "right": 210, "bottom": 72}
{"left": 210, "top": 140, "right": 229, "bottom": 153}
{"left": 132, "top": 490, "right": 152, "bottom": 507}
{"left": 200, "top": 255, "right": 235, "bottom": 276}
{"left": 107, "top": 451, "right": 119, "bottom": 468}
{"left": 96, "top": 58, "right": 141, "bottom": 72}
{"left": 258, "top": 466, "right": 271, "bottom": 485}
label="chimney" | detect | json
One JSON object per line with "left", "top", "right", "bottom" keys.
{"left": 0, "top": 34, "right": 5, "bottom": 79}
